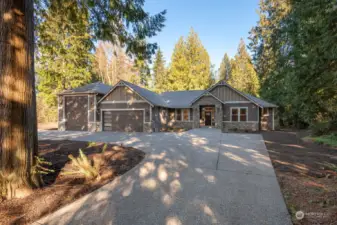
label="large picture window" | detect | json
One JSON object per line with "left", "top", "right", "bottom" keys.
{"left": 231, "top": 107, "right": 248, "bottom": 122}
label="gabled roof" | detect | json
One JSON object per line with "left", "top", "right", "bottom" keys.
{"left": 66, "top": 79, "right": 277, "bottom": 108}
{"left": 121, "top": 80, "right": 168, "bottom": 107}
{"left": 161, "top": 90, "right": 204, "bottom": 108}
{"left": 59, "top": 82, "right": 113, "bottom": 95}
{"left": 243, "top": 93, "right": 278, "bottom": 108}
{"left": 207, "top": 80, "right": 277, "bottom": 108}
{"left": 189, "top": 90, "right": 225, "bottom": 105}
{"left": 97, "top": 80, "right": 168, "bottom": 107}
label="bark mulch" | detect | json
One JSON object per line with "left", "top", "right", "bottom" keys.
{"left": 0, "top": 140, "right": 145, "bottom": 225}
{"left": 262, "top": 130, "right": 337, "bottom": 225}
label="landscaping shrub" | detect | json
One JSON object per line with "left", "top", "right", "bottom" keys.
{"left": 311, "top": 121, "right": 331, "bottom": 136}
{"left": 63, "top": 149, "right": 101, "bottom": 180}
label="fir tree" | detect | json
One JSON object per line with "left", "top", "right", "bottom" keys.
{"left": 37, "top": 0, "right": 94, "bottom": 106}
{"left": 168, "top": 29, "right": 212, "bottom": 90}
{"left": 153, "top": 48, "right": 167, "bottom": 92}
{"left": 186, "top": 29, "right": 211, "bottom": 90}
{"left": 219, "top": 53, "right": 231, "bottom": 80}
{"left": 228, "top": 39, "right": 260, "bottom": 96}
{"left": 168, "top": 37, "right": 189, "bottom": 91}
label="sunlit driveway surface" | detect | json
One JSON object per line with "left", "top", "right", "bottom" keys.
{"left": 36, "top": 129, "right": 292, "bottom": 225}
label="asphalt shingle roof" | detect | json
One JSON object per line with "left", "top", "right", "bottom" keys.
{"left": 59, "top": 82, "right": 113, "bottom": 95}
{"left": 60, "top": 80, "right": 277, "bottom": 108}
{"left": 160, "top": 90, "right": 204, "bottom": 108}
{"left": 122, "top": 80, "right": 168, "bottom": 107}
{"left": 243, "top": 93, "right": 278, "bottom": 108}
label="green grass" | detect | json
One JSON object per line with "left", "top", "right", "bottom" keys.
{"left": 311, "top": 133, "right": 337, "bottom": 147}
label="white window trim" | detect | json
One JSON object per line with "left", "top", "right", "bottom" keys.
{"left": 100, "top": 108, "right": 146, "bottom": 131}
{"left": 230, "top": 107, "right": 248, "bottom": 122}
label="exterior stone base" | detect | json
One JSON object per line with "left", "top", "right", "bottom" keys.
{"left": 222, "top": 121, "right": 259, "bottom": 132}
{"left": 144, "top": 122, "right": 153, "bottom": 133}
{"left": 165, "top": 121, "right": 193, "bottom": 131}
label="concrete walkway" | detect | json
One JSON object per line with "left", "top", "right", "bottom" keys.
{"left": 35, "top": 129, "right": 292, "bottom": 225}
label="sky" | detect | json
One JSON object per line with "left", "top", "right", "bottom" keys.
{"left": 145, "top": 0, "right": 260, "bottom": 70}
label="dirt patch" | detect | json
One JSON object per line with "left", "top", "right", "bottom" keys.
{"left": 262, "top": 131, "right": 337, "bottom": 225}
{"left": 0, "top": 140, "right": 145, "bottom": 225}
{"left": 38, "top": 122, "right": 58, "bottom": 130}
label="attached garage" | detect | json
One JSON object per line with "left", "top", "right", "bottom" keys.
{"left": 64, "top": 96, "right": 88, "bottom": 131}
{"left": 102, "top": 110, "right": 144, "bottom": 132}
{"left": 58, "top": 82, "right": 113, "bottom": 131}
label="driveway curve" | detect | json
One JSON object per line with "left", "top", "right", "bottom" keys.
{"left": 36, "top": 128, "right": 292, "bottom": 225}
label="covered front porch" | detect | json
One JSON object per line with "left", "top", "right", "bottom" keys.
{"left": 192, "top": 95, "right": 223, "bottom": 129}
{"left": 199, "top": 105, "right": 216, "bottom": 127}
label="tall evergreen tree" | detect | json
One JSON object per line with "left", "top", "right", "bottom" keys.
{"left": 250, "top": 0, "right": 336, "bottom": 126}
{"left": 168, "top": 29, "right": 212, "bottom": 90}
{"left": 153, "top": 48, "right": 167, "bottom": 92}
{"left": 168, "top": 37, "right": 190, "bottom": 90}
{"left": 0, "top": 0, "right": 42, "bottom": 199}
{"left": 135, "top": 59, "right": 151, "bottom": 88}
{"left": 186, "top": 29, "right": 212, "bottom": 90}
{"left": 37, "top": 0, "right": 94, "bottom": 106}
{"left": 228, "top": 39, "right": 260, "bottom": 95}
{"left": 219, "top": 53, "right": 231, "bottom": 80}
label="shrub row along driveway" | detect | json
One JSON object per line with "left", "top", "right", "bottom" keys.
{"left": 36, "top": 129, "right": 291, "bottom": 225}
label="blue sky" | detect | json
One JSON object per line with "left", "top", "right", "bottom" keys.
{"left": 145, "top": 0, "right": 260, "bottom": 69}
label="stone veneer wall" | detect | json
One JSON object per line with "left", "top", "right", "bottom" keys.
{"left": 144, "top": 122, "right": 153, "bottom": 133}
{"left": 222, "top": 121, "right": 259, "bottom": 132}
{"left": 167, "top": 121, "right": 193, "bottom": 130}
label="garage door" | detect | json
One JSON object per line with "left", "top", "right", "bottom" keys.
{"left": 103, "top": 110, "right": 143, "bottom": 132}
{"left": 65, "top": 96, "right": 88, "bottom": 131}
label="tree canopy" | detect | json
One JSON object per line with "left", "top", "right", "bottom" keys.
{"left": 35, "top": 0, "right": 166, "bottom": 122}
{"left": 227, "top": 39, "right": 260, "bottom": 96}
{"left": 153, "top": 48, "right": 167, "bottom": 93}
{"left": 219, "top": 53, "right": 231, "bottom": 81}
{"left": 168, "top": 29, "right": 212, "bottom": 91}
{"left": 249, "top": 0, "right": 337, "bottom": 126}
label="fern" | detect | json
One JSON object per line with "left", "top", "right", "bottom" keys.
{"left": 102, "top": 143, "right": 108, "bottom": 153}
{"left": 63, "top": 149, "right": 100, "bottom": 180}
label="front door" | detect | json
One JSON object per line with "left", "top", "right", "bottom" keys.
{"left": 205, "top": 111, "right": 212, "bottom": 126}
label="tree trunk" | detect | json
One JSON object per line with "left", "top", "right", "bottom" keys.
{"left": 0, "top": 0, "right": 41, "bottom": 199}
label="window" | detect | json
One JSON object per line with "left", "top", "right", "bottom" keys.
{"left": 183, "top": 109, "right": 189, "bottom": 121}
{"left": 231, "top": 107, "right": 248, "bottom": 122}
{"left": 176, "top": 109, "right": 182, "bottom": 121}
{"left": 240, "top": 108, "right": 247, "bottom": 122}
{"left": 263, "top": 108, "right": 269, "bottom": 116}
{"left": 231, "top": 108, "right": 238, "bottom": 121}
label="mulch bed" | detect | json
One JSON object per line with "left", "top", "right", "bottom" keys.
{"left": 0, "top": 140, "right": 145, "bottom": 225}
{"left": 262, "top": 130, "right": 337, "bottom": 225}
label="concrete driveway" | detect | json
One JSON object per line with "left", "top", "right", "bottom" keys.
{"left": 35, "top": 129, "right": 292, "bottom": 225}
